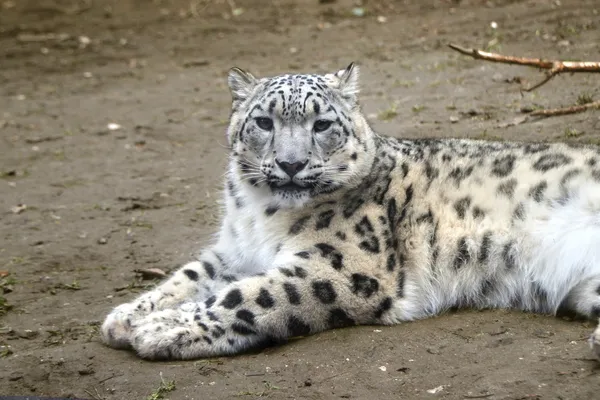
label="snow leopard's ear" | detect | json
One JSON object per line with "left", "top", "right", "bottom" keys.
{"left": 327, "top": 63, "right": 360, "bottom": 105}
{"left": 228, "top": 67, "right": 257, "bottom": 106}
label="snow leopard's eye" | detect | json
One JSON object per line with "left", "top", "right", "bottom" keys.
{"left": 313, "top": 120, "right": 333, "bottom": 133}
{"left": 255, "top": 117, "right": 273, "bottom": 131}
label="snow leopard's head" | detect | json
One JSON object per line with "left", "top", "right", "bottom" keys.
{"left": 226, "top": 64, "right": 375, "bottom": 208}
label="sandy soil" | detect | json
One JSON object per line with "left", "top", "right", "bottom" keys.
{"left": 1, "top": 0, "right": 600, "bottom": 399}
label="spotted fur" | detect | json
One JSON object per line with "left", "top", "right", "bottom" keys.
{"left": 101, "top": 64, "right": 600, "bottom": 361}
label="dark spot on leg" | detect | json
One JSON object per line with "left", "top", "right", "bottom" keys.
{"left": 351, "top": 273, "right": 379, "bottom": 297}
{"left": 294, "top": 266, "right": 307, "bottom": 278}
{"left": 315, "top": 243, "right": 336, "bottom": 255}
{"left": 265, "top": 205, "right": 279, "bottom": 216}
{"left": 453, "top": 237, "right": 470, "bottom": 269}
{"left": 502, "top": 241, "right": 516, "bottom": 269}
{"left": 205, "top": 295, "right": 216, "bottom": 308}
{"left": 206, "top": 311, "right": 219, "bottom": 322}
{"left": 289, "top": 215, "right": 311, "bottom": 235}
{"left": 256, "top": 288, "right": 275, "bottom": 309}
{"left": 283, "top": 282, "right": 301, "bottom": 305}
{"left": 386, "top": 253, "right": 396, "bottom": 272}
{"left": 354, "top": 215, "right": 374, "bottom": 236}
{"left": 197, "top": 321, "right": 208, "bottom": 331}
{"left": 359, "top": 237, "right": 381, "bottom": 254}
{"left": 279, "top": 267, "right": 294, "bottom": 278}
{"left": 202, "top": 262, "right": 215, "bottom": 280}
{"left": 453, "top": 196, "right": 471, "bottom": 219}
{"left": 533, "top": 153, "right": 572, "bottom": 172}
{"left": 288, "top": 316, "right": 311, "bottom": 337}
{"left": 528, "top": 180, "right": 547, "bottom": 203}
{"left": 491, "top": 154, "right": 516, "bottom": 177}
{"left": 295, "top": 251, "right": 310, "bottom": 259}
{"left": 512, "top": 202, "right": 525, "bottom": 221}
{"left": 232, "top": 322, "right": 256, "bottom": 336}
{"left": 374, "top": 297, "right": 393, "bottom": 319}
{"left": 523, "top": 144, "right": 550, "bottom": 154}
{"left": 236, "top": 309, "right": 255, "bottom": 325}
{"left": 211, "top": 326, "right": 226, "bottom": 339}
{"left": 415, "top": 209, "right": 434, "bottom": 225}
{"left": 397, "top": 270, "right": 406, "bottom": 298}
{"left": 220, "top": 289, "right": 243, "bottom": 309}
{"left": 202, "top": 335, "right": 213, "bottom": 345}
{"left": 183, "top": 269, "right": 199, "bottom": 281}
{"left": 315, "top": 243, "right": 344, "bottom": 270}
{"left": 496, "top": 178, "right": 517, "bottom": 198}
{"left": 312, "top": 280, "right": 337, "bottom": 304}
{"left": 328, "top": 308, "right": 355, "bottom": 328}
{"left": 472, "top": 206, "right": 485, "bottom": 219}
{"left": 316, "top": 209, "right": 335, "bottom": 230}
{"left": 478, "top": 232, "right": 492, "bottom": 263}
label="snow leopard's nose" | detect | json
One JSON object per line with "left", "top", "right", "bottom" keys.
{"left": 275, "top": 159, "right": 308, "bottom": 178}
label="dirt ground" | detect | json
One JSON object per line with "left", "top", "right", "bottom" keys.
{"left": 1, "top": 0, "right": 600, "bottom": 399}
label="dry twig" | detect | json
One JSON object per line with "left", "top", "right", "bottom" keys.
{"left": 448, "top": 43, "right": 600, "bottom": 118}
{"left": 449, "top": 43, "right": 600, "bottom": 92}
{"left": 530, "top": 100, "right": 600, "bottom": 117}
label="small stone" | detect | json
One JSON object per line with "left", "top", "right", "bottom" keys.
{"left": 427, "top": 385, "right": 444, "bottom": 394}
{"left": 78, "top": 366, "right": 95, "bottom": 376}
{"left": 97, "top": 237, "right": 108, "bottom": 245}
{"left": 135, "top": 268, "right": 167, "bottom": 280}
{"left": 351, "top": 7, "right": 365, "bottom": 17}
{"left": 17, "top": 329, "right": 38, "bottom": 339}
{"left": 78, "top": 36, "right": 91, "bottom": 45}
{"left": 449, "top": 116, "right": 459, "bottom": 123}
{"left": 520, "top": 105, "right": 535, "bottom": 113}
{"left": 9, "top": 371, "right": 23, "bottom": 381}
{"left": 11, "top": 204, "right": 27, "bottom": 214}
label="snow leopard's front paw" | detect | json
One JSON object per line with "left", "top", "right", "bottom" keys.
{"left": 130, "top": 309, "right": 209, "bottom": 360}
{"left": 101, "top": 303, "right": 139, "bottom": 349}
{"left": 590, "top": 319, "right": 600, "bottom": 361}
{"left": 129, "top": 305, "right": 259, "bottom": 360}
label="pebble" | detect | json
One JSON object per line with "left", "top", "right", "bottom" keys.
{"left": 9, "top": 371, "right": 23, "bottom": 381}
{"left": 78, "top": 366, "right": 95, "bottom": 376}
{"left": 16, "top": 329, "right": 38, "bottom": 339}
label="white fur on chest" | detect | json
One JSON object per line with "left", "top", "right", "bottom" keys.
{"left": 216, "top": 190, "right": 286, "bottom": 275}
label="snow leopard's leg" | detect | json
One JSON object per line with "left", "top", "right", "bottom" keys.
{"left": 128, "top": 253, "right": 394, "bottom": 360}
{"left": 102, "top": 248, "right": 237, "bottom": 349}
{"left": 555, "top": 275, "right": 600, "bottom": 360}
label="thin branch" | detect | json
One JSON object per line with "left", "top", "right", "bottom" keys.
{"left": 448, "top": 43, "right": 600, "bottom": 91}
{"left": 530, "top": 100, "right": 600, "bottom": 117}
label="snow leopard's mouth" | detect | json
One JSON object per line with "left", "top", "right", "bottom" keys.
{"left": 268, "top": 181, "right": 316, "bottom": 193}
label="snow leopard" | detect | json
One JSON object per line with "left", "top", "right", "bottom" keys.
{"left": 101, "top": 63, "right": 600, "bottom": 361}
